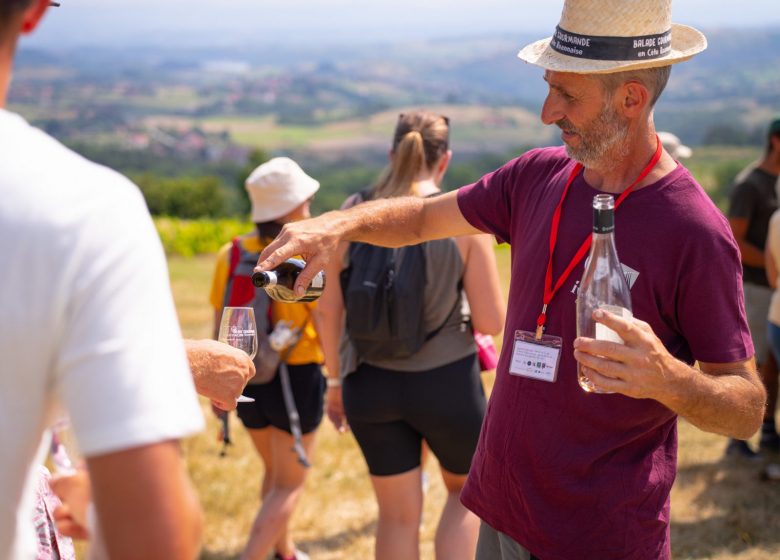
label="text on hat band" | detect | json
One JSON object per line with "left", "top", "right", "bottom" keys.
{"left": 551, "top": 26, "right": 672, "bottom": 61}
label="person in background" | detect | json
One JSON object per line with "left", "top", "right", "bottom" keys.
{"left": 726, "top": 115, "right": 780, "bottom": 458}
{"left": 761, "top": 117, "right": 780, "bottom": 455}
{"left": 33, "top": 466, "right": 75, "bottom": 560}
{"left": 1, "top": 2, "right": 255, "bottom": 558}
{"left": 316, "top": 111, "right": 505, "bottom": 560}
{"left": 252, "top": 1, "right": 766, "bottom": 557}
{"left": 209, "top": 157, "right": 324, "bottom": 560}
{"left": 658, "top": 131, "right": 692, "bottom": 161}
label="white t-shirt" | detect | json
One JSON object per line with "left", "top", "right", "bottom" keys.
{"left": 0, "top": 109, "right": 204, "bottom": 559}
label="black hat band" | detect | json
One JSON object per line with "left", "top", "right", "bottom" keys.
{"left": 551, "top": 26, "right": 672, "bottom": 61}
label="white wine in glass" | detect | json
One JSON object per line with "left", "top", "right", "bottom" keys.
{"left": 218, "top": 307, "right": 258, "bottom": 402}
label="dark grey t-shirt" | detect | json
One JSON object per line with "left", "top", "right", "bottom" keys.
{"left": 729, "top": 167, "right": 779, "bottom": 286}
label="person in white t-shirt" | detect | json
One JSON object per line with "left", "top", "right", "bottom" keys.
{"left": 0, "top": 2, "right": 251, "bottom": 558}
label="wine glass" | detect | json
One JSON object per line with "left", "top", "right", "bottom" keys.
{"left": 49, "top": 416, "right": 77, "bottom": 475}
{"left": 218, "top": 307, "right": 258, "bottom": 403}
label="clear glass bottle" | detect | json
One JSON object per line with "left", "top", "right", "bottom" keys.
{"left": 251, "top": 257, "right": 325, "bottom": 303}
{"left": 576, "top": 194, "right": 633, "bottom": 393}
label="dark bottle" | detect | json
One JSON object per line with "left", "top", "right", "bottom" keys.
{"left": 576, "top": 194, "right": 633, "bottom": 393}
{"left": 251, "top": 258, "right": 325, "bottom": 303}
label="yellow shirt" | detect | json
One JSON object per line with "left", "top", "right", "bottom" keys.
{"left": 209, "top": 233, "right": 323, "bottom": 365}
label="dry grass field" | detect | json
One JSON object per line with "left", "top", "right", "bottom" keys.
{"left": 165, "top": 248, "right": 780, "bottom": 560}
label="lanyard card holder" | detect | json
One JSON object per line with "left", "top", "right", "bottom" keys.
{"left": 508, "top": 330, "right": 563, "bottom": 383}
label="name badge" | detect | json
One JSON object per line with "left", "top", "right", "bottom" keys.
{"left": 509, "top": 330, "right": 563, "bottom": 383}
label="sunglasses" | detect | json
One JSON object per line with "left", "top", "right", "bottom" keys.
{"left": 50, "top": 2, "right": 60, "bottom": 6}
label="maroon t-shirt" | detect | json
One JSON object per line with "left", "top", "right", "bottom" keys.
{"left": 457, "top": 147, "right": 753, "bottom": 560}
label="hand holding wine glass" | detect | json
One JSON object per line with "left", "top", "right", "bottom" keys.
{"left": 217, "top": 307, "right": 258, "bottom": 404}
{"left": 216, "top": 307, "right": 259, "bottom": 455}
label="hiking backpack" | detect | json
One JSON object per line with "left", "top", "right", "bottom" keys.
{"left": 340, "top": 239, "right": 462, "bottom": 362}
{"left": 223, "top": 236, "right": 280, "bottom": 384}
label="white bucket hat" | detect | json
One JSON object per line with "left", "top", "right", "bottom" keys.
{"left": 245, "top": 157, "right": 320, "bottom": 223}
{"left": 658, "top": 131, "right": 692, "bottom": 159}
{"left": 518, "top": 0, "right": 707, "bottom": 74}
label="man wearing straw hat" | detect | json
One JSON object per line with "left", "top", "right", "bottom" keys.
{"left": 255, "top": 0, "right": 766, "bottom": 558}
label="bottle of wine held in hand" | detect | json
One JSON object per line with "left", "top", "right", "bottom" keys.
{"left": 252, "top": 258, "right": 325, "bottom": 303}
{"left": 576, "top": 194, "right": 633, "bottom": 393}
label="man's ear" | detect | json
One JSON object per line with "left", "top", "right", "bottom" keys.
{"left": 21, "top": 0, "right": 50, "bottom": 35}
{"left": 618, "top": 80, "right": 650, "bottom": 118}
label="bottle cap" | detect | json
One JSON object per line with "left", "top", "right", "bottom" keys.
{"left": 592, "top": 194, "right": 615, "bottom": 234}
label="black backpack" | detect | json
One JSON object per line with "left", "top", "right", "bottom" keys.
{"left": 340, "top": 238, "right": 462, "bottom": 362}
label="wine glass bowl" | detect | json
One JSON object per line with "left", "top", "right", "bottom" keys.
{"left": 218, "top": 307, "right": 258, "bottom": 360}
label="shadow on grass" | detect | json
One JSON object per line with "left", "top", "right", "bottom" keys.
{"left": 672, "top": 455, "right": 780, "bottom": 558}
{"left": 298, "top": 519, "right": 377, "bottom": 554}
{"left": 199, "top": 519, "right": 377, "bottom": 560}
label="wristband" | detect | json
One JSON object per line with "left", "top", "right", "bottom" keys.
{"left": 326, "top": 377, "right": 342, "bottom": 388}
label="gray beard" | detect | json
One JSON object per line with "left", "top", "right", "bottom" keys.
{"left": 564, "top": 106, "right": 631, "bottom": 170}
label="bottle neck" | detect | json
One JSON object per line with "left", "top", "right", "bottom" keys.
{"left": 591, "top": 231, "right": 617, "bottom": 246}
{"left": 255, "top": 271, "right": 278, "bottom": 288}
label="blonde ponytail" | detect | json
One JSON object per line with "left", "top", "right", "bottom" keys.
{"left": 369, "top": 111, "right": 450, "bottom": 201}
{"left": 374, "top": 131, "right": 425, "bottom": 199}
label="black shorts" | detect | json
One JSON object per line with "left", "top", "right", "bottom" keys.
{"left": 343, "top": 354, "right": 485, "bottom": 477}
{"left": 236, "top": 363, "right": 325, "bottom": 434}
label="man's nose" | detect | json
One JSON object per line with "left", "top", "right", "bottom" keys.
{"left": 540, "top": 94, "right": 564, "bottom": 126}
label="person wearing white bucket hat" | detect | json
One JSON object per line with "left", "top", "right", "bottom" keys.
{"left": 245, "top": 157, "right": 321, "bottom": 224}
{"left": 657, "top": 131, "right": 693, "bottom": 160}
{"left": 209, "top": 156, "right": 322, "bottom": 560}
{"left": 253, "top": 1, "right": 765, "bottom": 558}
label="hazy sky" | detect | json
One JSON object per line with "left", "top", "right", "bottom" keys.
{"left": 23, "top": 0, "right": 780, "bottom": 48}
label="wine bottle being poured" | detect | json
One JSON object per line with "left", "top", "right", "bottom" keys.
{"left": 252, "top": 258, "right": 325, "bottom": 303}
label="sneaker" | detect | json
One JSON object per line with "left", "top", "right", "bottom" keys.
{"left": 760, "top": 432, "right": 780, "bottom": 454}
{"left": 724, "top": 439, "right": 761, "bottom": 460}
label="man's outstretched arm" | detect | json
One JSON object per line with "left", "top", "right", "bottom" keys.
{"left": 256, "top": 190, "right": 480, "bottom": 296}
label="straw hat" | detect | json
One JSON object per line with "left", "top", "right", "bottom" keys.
{"left": 245, "top": 157, "right": 320, "bottom": 223}
{"left": 518, "top": 0, "right": 707, "bottom": 74}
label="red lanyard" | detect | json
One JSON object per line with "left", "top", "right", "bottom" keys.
{"left": 534, "top": 136, "right": 663, "bottom": 339}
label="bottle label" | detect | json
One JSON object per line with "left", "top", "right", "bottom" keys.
{"left": 594, "top": 305, "right": 633, "bottom": 344}
{"left": 311, "top": 273, "right": 324, "bottom": 289}
{"left": 593, "top": 208, "right": 615, "bottom": 234}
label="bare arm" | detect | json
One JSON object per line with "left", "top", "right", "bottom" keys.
{"left": 257, "top": 190, "right": 480, "bottom": 297}
{"left": 767, "top": 246, "right": 778, "bottom": 289}
{"left": 313, "top": 242, "right": 350, "bottom": 433}
{"left": 315, "top": 243, "right": 347, "bottom": 381}
{"left": 729, "top": 216, "right": 765, "bottom": 268}
{"left": 574, "top": 310, "right": 766, "bottom": 439}
{"left": 457, "top": 234, "right": 505, "bottom": 335}
{"left": 86, "top": 440, "right": 203, "bottom": 560}
{"left": 766, "top": 215, "right": 780, "bottom": 289}
{"left": 185, "top": 338, "right": 254, "bottom": 410}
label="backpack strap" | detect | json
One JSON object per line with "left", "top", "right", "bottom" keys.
{"left": 223, "top": 237, "right": 242, "bottom": 308}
